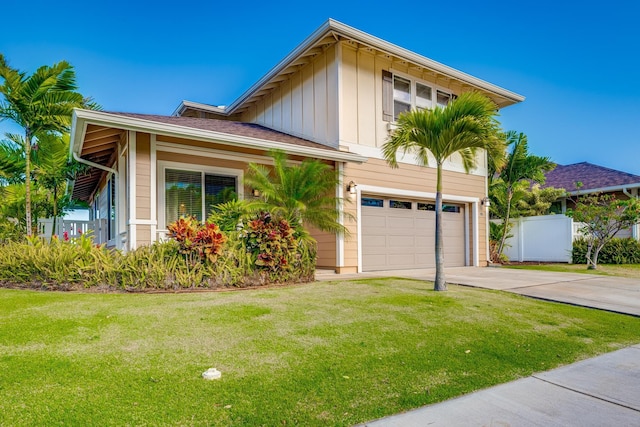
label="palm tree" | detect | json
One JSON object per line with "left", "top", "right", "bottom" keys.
{"left": 244, "top": 149, "right": 346, "bottom": 236}
{"left": 491, "top": 131, "right": 554, "bottom": 258}
{"left": 382, "top": 91, "right": 504, "bottom": 291}
{"left": 0, "top": 55, "right": 85, "bottom": 235}
{"left": 0, "top": 133, "right": 25, "bottom": 185}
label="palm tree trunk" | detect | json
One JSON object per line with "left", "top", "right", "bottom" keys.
{"left": 434, "top": 163, "right": 446, "bottom": 291}
{"left": 52, "top": 184, "right": 58, "bottom": 236}
{"left": 497, "top": 189, "right": 513, "bottom": 258}
{"left": 24, "top": 129, "right": 32, "bottom": 236}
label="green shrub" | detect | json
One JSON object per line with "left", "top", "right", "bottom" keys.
{"left": 572, "top": 237, "right": 640, "bottom": 264}
{"left": 0, "top": 212, "right": 317, "bottom": 291}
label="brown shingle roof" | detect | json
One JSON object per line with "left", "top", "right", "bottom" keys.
{"left": 106, "top": 112, "right": 337, "bottom": 152}
{"left": 542, "top": 162, "right": 640, "bottom": 192}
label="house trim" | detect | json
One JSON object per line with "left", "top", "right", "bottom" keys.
{"left": 70, "top": 109, "right": 367, "bottom": 164}
{"left": 128, "top": 131, "right": 137, "bottom": 250}
{"left": 156, "top": 160, "right": 245, "bottom": 235}
{"left": 150, "top": 134, "right": 158, "bottom": 243}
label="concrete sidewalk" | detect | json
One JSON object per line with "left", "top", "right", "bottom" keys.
{"left": 324, "top": 267, "right": 640, "bottom": 426}
{"left": 364, "top": 344, "right": 640, "bottom": 426}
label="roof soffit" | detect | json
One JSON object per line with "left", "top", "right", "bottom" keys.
{"left": 226, "top": 19, "right": 524, "bottom": 115}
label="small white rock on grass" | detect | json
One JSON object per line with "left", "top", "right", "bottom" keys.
{"left": 202, "top": 368, "right": 221, "bottom": 380}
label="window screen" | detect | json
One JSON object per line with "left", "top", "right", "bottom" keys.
{"left": 165, "top": 169, "right": 202, "bottom": 225}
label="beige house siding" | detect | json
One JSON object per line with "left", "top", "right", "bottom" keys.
{"left": 339, "top": 42, "right": 467, "bottom": 150}
{"left": 154, "top": 136, "right": 337, "bottom": 267}
{"left": 241, "top": 45, "right": 339, "bottom": 148}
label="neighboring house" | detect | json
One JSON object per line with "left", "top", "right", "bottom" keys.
{"left": 68, "top": 19, "right": 524, "bottom": 273}
{"left": 542, "top": 162, "right": 640, "bottom": 239}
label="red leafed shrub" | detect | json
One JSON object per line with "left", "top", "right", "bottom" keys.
{"left": 195, "top": 222, "right": 226, "bottom": 263}
{"left": 167, "top": 216, "right": 226, "bottom": 264}
{"left": 246, "top": 212, "right": 297, "bottom": 272}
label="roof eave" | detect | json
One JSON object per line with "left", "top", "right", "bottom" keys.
{"left": 226, "top": 19, "right": 524, "bottom": 113}
{"left": 565, "top": 183, "right": 640, "bottom": 196}
{"left": 71, "top": 109, "right": 367, "bottom": 164}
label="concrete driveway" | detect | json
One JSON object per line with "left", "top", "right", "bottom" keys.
{"left": 319, "top": 267, "right": 640, "bottom": 426}
{"left": 446, "top": 267, "right": 640, "bottom": 317}
{"left": 318, "top": 266, "right": 640, "bottom": 316}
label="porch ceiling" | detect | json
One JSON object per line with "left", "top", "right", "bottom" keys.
{"left": 72, "top": 124, "right": 124, "bottom": 201}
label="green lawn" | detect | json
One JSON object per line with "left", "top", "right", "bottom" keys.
{"left": 505, "top": 263, "right": 640, "bottom": 278}
{"left": 2, "top": 278, "right": 639, "bottom": 426}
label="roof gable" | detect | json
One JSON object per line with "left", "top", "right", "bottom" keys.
{"left": 175, "top": 19, "right": 525, "bottom": 117}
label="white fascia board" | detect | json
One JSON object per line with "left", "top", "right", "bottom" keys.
{"left": 566, "top": 183, "right": 640, "bottom": 195}
{"left": 226, "top": 19, "right": 524, "bottom": 113}
{"left": 172, "top": 100, "right": 228, "bottom": 117}
{"left": 69, "top": 110, "right": 86, "bottom": 156}
{"left": 72, "top": 109, "right": 367, "bottom": 164}
{"left": 328, "top": 20, "right": 525, "bottom": 104}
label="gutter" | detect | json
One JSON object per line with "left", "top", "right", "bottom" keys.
{"left": 567, "top": 183, "right": 640, "bottom": 196}
{"left": 72, "top": 151, "right": 118, "bottom": 176}
{"left": 72, "top": 109, "right": 367, "bottom": 164}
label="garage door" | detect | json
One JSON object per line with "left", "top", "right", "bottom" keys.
{"left": 361, "top": 196, "right": 465, "bottom": 271}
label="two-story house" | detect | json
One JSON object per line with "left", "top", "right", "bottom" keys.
{"left": 69, "top": 19, "right": 524, "bottom": 273}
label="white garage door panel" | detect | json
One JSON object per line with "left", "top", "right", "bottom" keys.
{"left": 362, "top": 198, "right": 465, "bottom": 272}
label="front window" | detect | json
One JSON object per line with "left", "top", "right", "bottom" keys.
{"left": 165, "top": 168, "right": 237, "bottom": 226}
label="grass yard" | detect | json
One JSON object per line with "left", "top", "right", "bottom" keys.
{"left": 505, "top": 263, "right": 640, "bottom": 278}
{"left": 1, "top": 278, "right": 639, "bottom": 426}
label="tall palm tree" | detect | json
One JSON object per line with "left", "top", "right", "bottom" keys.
{"left": 382, "top": 91, "right": 504, "bottom": 291}
{"left": 244, "top": 149, "right": 346, "bottom": 236}
{"left": 0, "top": 55, "right": 85, "bottom": 235}
{"left": 491, "top": 131, "right": 554, "bottom": 257}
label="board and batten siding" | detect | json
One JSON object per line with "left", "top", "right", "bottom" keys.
{"left": 342, "top": 158, "right": 488, "bottom": 271}
{"left": 241, "top": 45, "right": 339, "bottom": 148}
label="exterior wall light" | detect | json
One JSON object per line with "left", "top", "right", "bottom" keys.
{"left": 482, "top": 197, "right": 491, "bottom": 207}
{"left": 252, "top": 188, "right": 261, "bottom": 197}
{"left": 346, "top": 181, "right": 357, "bottom": 195}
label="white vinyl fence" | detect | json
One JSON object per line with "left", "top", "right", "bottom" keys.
{"left": 492, "top": 215, "right": 583, "bottom": 263}
{"left": 37, "top": 218, "right": 108, "bottom": 244}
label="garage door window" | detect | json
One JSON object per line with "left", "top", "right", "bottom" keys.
{"left": 362, "top": 197, "right": 384, "bottom": 207}
{"left": 417, "top": 202, "right": 461, "bottom": 213}
{"left": 390, "top": 200, "right": 412, "bottom": 209}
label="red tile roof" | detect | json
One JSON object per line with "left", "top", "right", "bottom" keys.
{"left": 106, "top": 112, "right": 337, "bottom": 152}
{"left": 542, "top": 162, "right": 640, "bottom": 192}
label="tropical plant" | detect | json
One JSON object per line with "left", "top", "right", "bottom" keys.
{"left": 566, "top": 194, "right": 640, "bottom": 269}
{"left": 244, "top": 149, "right": 346, "bottom": 236}
{"left": 0, "top": 54, "right": 88, "bottom": 235}
{"left": 382, "top": 91, "right": 504, "bottom": 291}
{"left": 490, "top": 131, "right": 555, "bottom": 259}
{"left": 0, "top": 134, "right": 25, "bottom": 185}
{"left": 516, "top": 184, "right": 565, "bottom": 216}
{"left": 207, "top": 199, "right": 255, "bottom": 233}
{"left": 166, "top": 216, "right": 227, "bottom": 265}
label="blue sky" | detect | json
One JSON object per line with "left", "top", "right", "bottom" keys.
{"left": 2, "top": 0, "right": 639, "bottom": 174}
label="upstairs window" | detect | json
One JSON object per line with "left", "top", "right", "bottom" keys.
{"left": 393, "top": 76, "right": 411, "bottom": 120}
{"left": 383, "top": 70, "right": 454, "bottom": 122}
